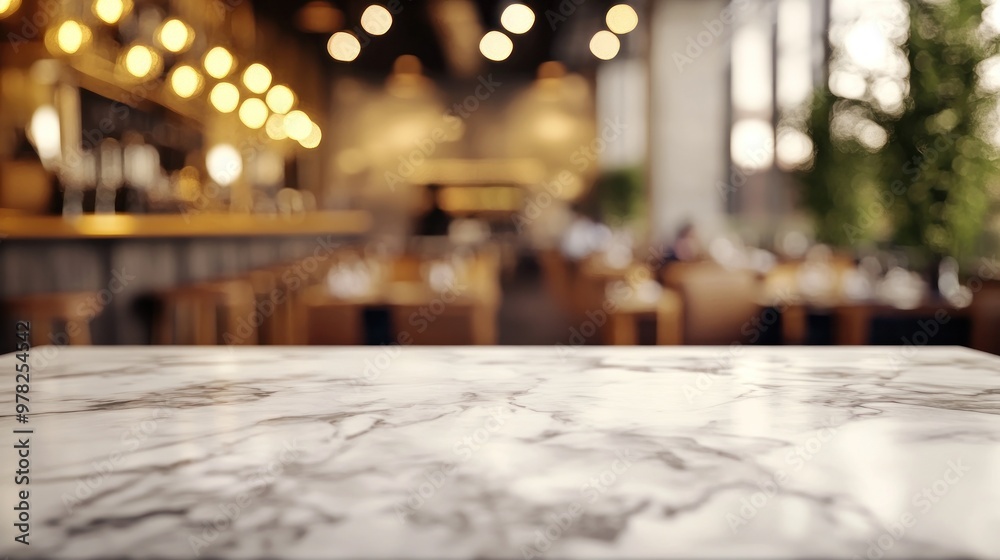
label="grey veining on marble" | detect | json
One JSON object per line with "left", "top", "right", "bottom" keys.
{"left": 0, "top": 346, "right": 998, "bottom": 559}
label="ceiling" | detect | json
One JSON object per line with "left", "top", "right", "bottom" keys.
{"left": 253, "top": 0, "right": 629, "bottom": 81}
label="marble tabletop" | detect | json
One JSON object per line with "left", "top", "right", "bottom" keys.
{"left": 0, "top": 346, "right": 998, "bottom": 559}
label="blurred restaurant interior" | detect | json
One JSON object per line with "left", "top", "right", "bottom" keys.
{"left": 0, "top": 0, "right": 999, "bottom": 354}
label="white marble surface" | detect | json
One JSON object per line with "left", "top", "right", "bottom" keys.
{"left": 0, "top": 346, "right": 998, "bottom": 559}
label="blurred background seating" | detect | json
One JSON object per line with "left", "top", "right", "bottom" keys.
{"left": 4, "top": 292, "right": 101, "bottom": 346}
{"left": 0, "top": 0, "right": 997, "bottom": 353}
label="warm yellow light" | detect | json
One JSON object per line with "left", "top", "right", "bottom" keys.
{"left": 265, "top": 85, "right": 295, "bottom": 114}
{"left": 124, "top": 45, "right": 158, "bottom": 78}
{"left": 479, "top": 31, "right": 513, "bottom": 62}
{"left": 239, "top": 98, "right": 269, "bottom": 129}
{"left": 55, "top": 20, "right": 89, "bottom": 54}
{"left": 242, "top": 63, "right": 272, "bottom": 94}
{"left": 606, "top": 4, "right": 638, "bottom": 34}
{"left": 284, "top": 110, "right": 312, "bottom": 141}
{"left": 0, "top": 0, "right": 22, "bottom": 19}
{"left": 327, "top": 32, "right": 361, "bottom": 62}
{"left": 158, "top": 19, "right": 193, "bottom": 53}
{"left": 300, "top": 123, "right": 322, "bottom": 149}
{"left": 360, "top": 5, "right": 392, "bottom": 36}
{"left": 93, "top": 0, "right": 130, "bottom": 24}
{"left": 175, "top": 166, "right": 201, "bottom": 201}
{"left": 169, "top": 65, "right": 203, "bottom": 98}
{"left": 206, "top": 144, "right": 242, "bottom": 187}
{"left": 265, "top": 114, "right": 288, "bottom": 140}
{"left": 204, "top": 47, "right": 235, "bottom": 79}
{"left": 501, "top": 4, "right": 534, "bottom": 34}
{"left": 29, "top": 106, "right": 61, "bottom": 161}
{"left": 589, "top": 30, "right": 620, "bottom": 60}
{"left": 210, "top": 82, "right": 240, "bottom": 113}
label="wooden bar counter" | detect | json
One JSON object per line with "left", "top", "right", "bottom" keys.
{"left": 0, "top": 211, "right": 372, "bottom": 348}
{"left": 0, "top": 211, "right": 371, "bottom": 239}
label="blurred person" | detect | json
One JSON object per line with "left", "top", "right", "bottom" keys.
{"left": 666, "top": 222, "right": 703, "bottom": 263}
{"left": 654, "top": 221, "right": 706, "bottom": 281}
{"left": 415, "top": 183, "right": 452, "bottom": 237}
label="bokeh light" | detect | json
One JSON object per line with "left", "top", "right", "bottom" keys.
{"left": 501, "top": 4, "right": 534, "bottom": 34}
{"left": 204, "top": 47, "right": 236, "bottom": 79}
{"left": 480, "top": 31, "right": 513, "bottom": 62}
{"left": 169, "top": 65, "right": 203, "bottom": 98}
{"left": 606, "top": 4, "right": 638, "bottom": 34}
{"left": 210, "top": 82, "right": 240, "bottom": 113}
{"left": 589, "top": 30, "right": 620, "bottom": 60}
{"left": 360, "top": 5, "right": 392, "bottom": 36}
{"left": 328, "top": 32, "right": 361, "bottom": 62}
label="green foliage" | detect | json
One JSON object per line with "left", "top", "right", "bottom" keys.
{"left": 800, "top": 92, "right": 886, "bottom": 248}
{"left": 594, "top": 167, "right": 644, "bottom": 224}
{"left": 800, "top": 0, "right": 1000, "bottom": 260}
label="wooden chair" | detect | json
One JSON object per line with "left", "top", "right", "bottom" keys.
{"left": 4, "top": 292, "right": 101, "bottom": 346}
{"left": 270, "top": 250, "right": 360, "bottom": 344}
{"left": 572, "top": 258, "right": 683, "bottom": 345}
{"left": 603, "top": 289, "right": 684, "bottom": 345}
{"left": 246, "top": 268, "right": 299, "bottom": 345}
{"left": 390, "top": 300, "right": 497, "bottom": 345}
{"left": 663, "top": 261, "right": 762, "bottom": 345}
{"left": 298, "top": 285, "right": 368, "bottom": 345}
{"left": 378, "top": 249, "right": 500, "bottom": 345}
{"left": 537, "top": 249, "right": 575, "bottom": 313}
{"left": 155, "top": 280, "right": 258, "bottom": 345}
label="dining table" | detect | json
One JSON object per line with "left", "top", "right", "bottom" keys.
{"left": 0, "top": 345, "right": 998, "bottom": 558}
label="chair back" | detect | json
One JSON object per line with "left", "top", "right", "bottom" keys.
{"left": 299, "top": 286, "right": 366, "bottom": 345}
{"left": 5, "top": 292, "right": 101, "bottom": 346}
{"left": 665, "top": 262, "right": 762, "bottom": 345}
{"left": 156, "top": 280, "right": 258, "bottom": 345}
